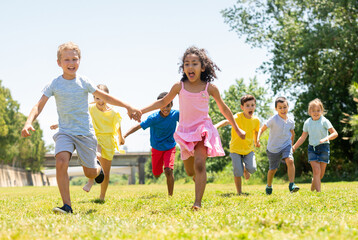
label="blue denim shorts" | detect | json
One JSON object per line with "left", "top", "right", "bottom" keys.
{"left": 308, "top": 143, "right": 330, "bottom": 164}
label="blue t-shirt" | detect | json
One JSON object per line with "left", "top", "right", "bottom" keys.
{"left": 265, "top": 114, "right": 295, "bottom": 153}
{"left": 140, "top": 110, "right": 179, "bottom": 151}
{"left": 42, "top": 75, "right": 97, "bottom": 136}
{"left": 303, "top": 116, "right": 333, "bottom": 147}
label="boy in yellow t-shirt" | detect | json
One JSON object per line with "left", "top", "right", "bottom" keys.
{"left": 215, "top": 95, "right": 260, "bottom": 194}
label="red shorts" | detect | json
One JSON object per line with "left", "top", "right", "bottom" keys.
{"left": 151, "top": 147, "right": 176, "bottom": 176}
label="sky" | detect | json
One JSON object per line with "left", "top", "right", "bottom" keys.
{"left": 0, "top": 0, "right": 269, "bottom": 152}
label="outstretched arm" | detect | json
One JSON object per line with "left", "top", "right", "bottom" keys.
{"left": 292, "top": 131, "right": 308, "bottom": 152}
{"left": 124, "top": 124, "right": 142, "bottom": 139}
{"left": 93, "top": 90, "right": 142, "bottom": 122}
{"left": 21, "top": 95, "right": 49, "bottom": 137}
{"left": 320, "top": 127, "right": 338, "bottom": 143}
{"left": 209, "top": 84, "right": 245, "bottom": 139}
{"left": 256, "top": 124, "right": 268, "bottom": 147}
{"left": 141, "top": 82, "right": 181, "bottom": 114}
{"left": 118, "top": 126, "right": 125, "bottom": 145}
{"left": 214, "top": 119, "right": 230, "bottom": 129}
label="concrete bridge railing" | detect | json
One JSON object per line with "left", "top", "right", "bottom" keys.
{"left": 43, "top": 152, "right": 150, "bottom": 185}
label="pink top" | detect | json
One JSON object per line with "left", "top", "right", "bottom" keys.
{"left": 174, "top": 82, "right": 224, "bottom": 160}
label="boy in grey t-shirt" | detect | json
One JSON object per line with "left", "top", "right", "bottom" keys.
{"left": 21, "top": 42, "right": 141, "bottom": 214}
{"left": 257, "top": 97, "right": 299, "bottom": 195}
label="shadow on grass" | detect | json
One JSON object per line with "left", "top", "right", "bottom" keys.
{"left": 140, "top": 193, "right": 162, "bottom": 199}
{"left": 220, "top": 192, "right": 250, "bottom": 198}
{"left": 85, "top": 209, "right": 98, "bottom": 214}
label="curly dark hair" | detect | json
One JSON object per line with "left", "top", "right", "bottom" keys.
{"left": 179, "top": 46, "right": 221, "bottom": 82}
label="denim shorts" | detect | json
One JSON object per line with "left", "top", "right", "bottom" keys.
{"left": 308, "top": 144, "right": 330, "bottom": 164}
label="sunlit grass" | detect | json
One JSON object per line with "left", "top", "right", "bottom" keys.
{"left": 0, "top": 182, "right": 357, "bottom": 239}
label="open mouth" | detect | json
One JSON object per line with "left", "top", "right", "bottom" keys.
{"left": 248, "top": 111, "right": 253, "bottom": 115}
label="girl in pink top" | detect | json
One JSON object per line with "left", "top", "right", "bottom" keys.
{"left": 141, "top": 47, "right": 245, "bottom": 209}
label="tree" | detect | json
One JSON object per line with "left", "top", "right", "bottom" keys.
{"left": 222, "top": 0, "right": 358, "bottom": 178}
{"left": 0, "top": 80, "right": 45, "bottom": 171}
{"left": 207, "top": 77, "right": 272, "bottom": 172}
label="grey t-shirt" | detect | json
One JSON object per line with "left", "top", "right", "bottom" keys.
{"left": 43, "top": 75, "right": 96, "bottom": 136}
{"left": 265, "top": 114, "right": 295, "bottom": 153}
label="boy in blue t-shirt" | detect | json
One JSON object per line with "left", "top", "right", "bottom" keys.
{"left": 257, "top": 96, "right": 299, "bottom": 195}
{"left": 124, "top": 92, "right": 179, "bottom": 196}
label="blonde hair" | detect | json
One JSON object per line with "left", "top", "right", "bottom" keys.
{"left": 97, "top": 84, "right": 109, "bottom": 93}
{"left": 57, "top": 42, "right": 81, "bottom": 61}
{"left": 308, "top": 98, "right": 326, "bottom": 115}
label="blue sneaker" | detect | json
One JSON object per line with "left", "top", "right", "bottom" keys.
{"left": 95, "top": 161, "right": 104, "bottom": 184}
{"left": 289, "top": 183, "right": 300, "bottom": 193}
{"left": 53, "top": 204, "right": 73, "bottom": 214}
{"left": 265, "top": 185, "right": 273, "bottom": 195}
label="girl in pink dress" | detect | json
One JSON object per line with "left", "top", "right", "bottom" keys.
{"left": 141, "top": 47, "right": 246, "bottom": 209}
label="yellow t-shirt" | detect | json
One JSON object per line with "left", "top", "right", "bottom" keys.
{"left": 230, "top": 112, "right": 260, "bottom": 155}
{"left": 89, "top": 103, "right": 122, "bottom": 160}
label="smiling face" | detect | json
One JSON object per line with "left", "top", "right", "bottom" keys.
{"left": 183, "top": 53, "right": 204, "bottom": 83}
{"left": 275, "top": 101, "right": 289, "bottom": 119}
{"left": 241, "top": 100, "right": 256, "bottom": 119}
{"left": 309, "top": 104, "right": 323, "bottom": 121}
{"left": 160, "top": 102, "right": 173, "bottom": 117}
{"left": 57, "top": 49, "right": 80, "bottom": 80}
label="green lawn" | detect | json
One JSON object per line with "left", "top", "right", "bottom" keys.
{"left": 0, "top": 182, "right": 357, "bottom": 239}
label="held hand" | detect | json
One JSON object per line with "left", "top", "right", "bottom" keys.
{"left": 292, "top": 146, "right": 296, "bottom": 153}
{"left": 21, "top": 124, "right": 35, "bottom": 137}
{"left": 50, "top": 124, "right": 58, "bottom": 130}
{"left": 255, "top": 141, "right": 260, "bottom": 148}
{"left": 119, "top": 137, "right": 125, "bottom": 145}
{"left": 238, "top": 129, "right": 246, "bottom": 140}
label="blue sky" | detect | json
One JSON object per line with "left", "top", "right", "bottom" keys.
{"left": 0, "top": 0, "right": 269, "bottom": 152}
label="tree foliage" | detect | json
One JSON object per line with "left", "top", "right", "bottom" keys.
{"left": 0, "top": 80, "right": 45, "bottom": 171}
{"left": 222, "top": 0, "right": 358, "bottom": 178}
{"left": 207, "top": 77, "right": 272, "bottom": 172}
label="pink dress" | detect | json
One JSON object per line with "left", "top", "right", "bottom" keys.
{"left": 174, "top": 82, "right": 225, "bottom": 160}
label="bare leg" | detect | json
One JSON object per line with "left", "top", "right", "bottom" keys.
{"left": 285, "top": 158, "right": 296, "bottom": 183}
{"left": 310, "top": 161, "right": 321, "bottom": 192}
{"left": 83, "top": 178, "right": 95, "bottom": 192}
{"left": 164, "top": 167, "right": 174, "bottom": 196}
{"left": 183, "top": 156, "right": 195, "bottom": 178}
{"left": 55, "top": 151, "right": 71, "bottom": 206}
{"left": 243, "top": 168, "right": 250, "bottom": 180}
{"left": 267, "top": 169, "right": 277, "bottom": 187}
{"left": 192, "top": 140, "right": 207, "bottom": 209}
{"left": 234, "top": 176, "right": 242, "bottom": 195}
{"left": 99, "top": 157, "right": 112, "bottom": 201}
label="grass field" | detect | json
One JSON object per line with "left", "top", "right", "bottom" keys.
{"left": 0, "top": 182, "right": 357, "bottom": 239}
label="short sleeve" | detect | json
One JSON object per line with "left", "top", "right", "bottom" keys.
{"left": 323, "top": 117, "right": 333, "bottom": 129}
{"left": 140, "top": 114, "right": 154, "bottom": 130}
{"left": 303, "top": 119, "right": 309, "bottom": 132}
{"left": 174, "top": 110, "right": 179, "bottom": 121}
{"left": 114, "top": 111, "right": 122, "bottom": 130}
{"left": 265, "top": 116, "right": 274, "bottom": 128}
{"left": 42, "top": 83, "right": 53, "bottom": 98}
{"left": 254, "top": 118, "right": 260, "bottom": 132}
{"left": 82, "top": 76, "right": 96, "bottom": 93}
{"left": 291, "top": 119, "right": 295, "bottom": 130}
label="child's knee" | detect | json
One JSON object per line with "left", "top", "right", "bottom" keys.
{"left": 285, "top": 158, "right": 294, "bottom": 166}
{"left": 164, "top": 168, "right": 173, "bottom": 176}
{"left": 246, "top": 165, "right": 257, "bottom": 174}
{"left": 84, "top": 169, "right": 97, "bottom": 179}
